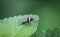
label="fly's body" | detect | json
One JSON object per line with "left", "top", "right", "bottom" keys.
{"left": 21, "top": 16, "right": 34, "bottom": 24}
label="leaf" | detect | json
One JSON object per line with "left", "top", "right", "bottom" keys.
{"left": 46, "top": 27, "right": 60, "bottom": 37}
{"left": 52, "top": 27, "right": 60, "bottom": 37}
{"left": 0, "top": 14, "right": 39, "bottom": 37}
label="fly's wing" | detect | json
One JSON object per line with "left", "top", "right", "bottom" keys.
{"left": 0, "top": 15, "right": 39, "bottom": 37}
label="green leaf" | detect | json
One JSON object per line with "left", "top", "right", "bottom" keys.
{"left": 52, "top": 27, "right": 60, "bottom": 37}
{"left": 46, "top": 27, "right": 60, "bottom": 37}
{"left": 0, "top": 14, "right": 39, "bottom": 37}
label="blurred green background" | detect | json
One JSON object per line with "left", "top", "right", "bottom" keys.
{"left": 0, "top": 0, "right": 60, "bottom": 37}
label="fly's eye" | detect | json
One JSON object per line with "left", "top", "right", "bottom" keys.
{"left": 30, "top": 18, "right": 33, "bottom": 22}
{"left": 26, "top": 17, "right": 34, "bottom": 23}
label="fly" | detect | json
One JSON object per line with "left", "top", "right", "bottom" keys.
{"left": 20, "top": 16, "right": 34, "bottom": 24}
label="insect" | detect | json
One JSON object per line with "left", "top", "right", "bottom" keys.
{"left": 20, "top": 16, "right": 34, "bottom": 24}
